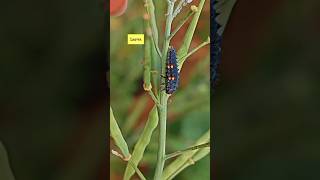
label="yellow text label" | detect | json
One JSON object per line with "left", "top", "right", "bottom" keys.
{"left": 128, "top": 34, "right": 144, "bottom": 45}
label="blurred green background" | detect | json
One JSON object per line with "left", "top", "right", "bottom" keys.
{"left": 214, "top": 0, "right": 320, "bottom": 179}
{"left": 110, "top": 0, "right": 210, "bottom": 179}
{"left": 0, "top": 0, "right": 107, "bottom": 179}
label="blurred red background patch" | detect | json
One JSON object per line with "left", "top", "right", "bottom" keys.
{"left": 110, "top": 0, "right": 128, "bottom": 16}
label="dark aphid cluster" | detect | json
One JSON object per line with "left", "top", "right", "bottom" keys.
{"left": 165, "top": 47, "right": 179, "bottom": 94}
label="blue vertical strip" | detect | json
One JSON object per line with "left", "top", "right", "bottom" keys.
{"left": 211, "top": 0, "right": 222, "bottom": 89}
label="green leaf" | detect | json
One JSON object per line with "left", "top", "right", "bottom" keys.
{"left": 177, "top": 0, "right": 206, "bottom": 68}
{"left": 143, "top": 31, "right": 152, "bottom": 91}
{"left": 124, "top": 106, "right": 159, "bottom": 180}
{"left": 110, "top": 106, "right": 131, "bottom": 159}
{"left": 162, "top": 130, "right": 210, "bottom": 179}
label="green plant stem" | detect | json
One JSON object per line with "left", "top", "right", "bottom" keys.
{"left": 165, "top": 142, "right": 210, "bottom": 160}
{"left": 169, "top": 11, "right": 194, "bottom": 41}
{"left": 111, "top": 150, "right": 146, "bottom": 180}
{"left": 124, "top": 106, "right": 159, "bottom": 180}
{"left": 148, "top": 90, "right": 160, "bottom": 106}
{"left": 177, "top": 0, "right": 206, "bottom": 65}
{"left": 154, "top": 1, "right": 175, "bottom": 180}
{"left": 166, "top": 147, "right": 210, "bottom": 180}
{"left": 127, "top": 161, "right": 147, "bottom": 180}
{"left": 143, "top": 30, "right": 152, "bottom": 91}
{"left": 180, "top": 37, "right": 210, "bottom": 60}
{"left": 162, "top": 130, "right": 210, "bottom": 179}
{"left": 145, "top": 0, "right": 162, "bottom": 58}
{"left": 155, "top": 94, "right": 168, "bottom": 180}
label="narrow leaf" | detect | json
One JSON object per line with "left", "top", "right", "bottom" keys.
{"left": 166, "top": 147, "right": 210, "bottom": 180}
{"left": 124, "top": 106, "right": 159, "bottom": 180}
{"left": 177, "top": 0, "right": 206, "bottom": 68}
{"left": 110, "top": 106, "right": 131, "bottom": 159}
{"left": 162, "top": 130, "right": 210, "bottom": 179}
{"left": 143, "top": 28, "right": 152, "bottom": 91}
{"left": 145, "top": 0, "right": 161, "bottom": 57}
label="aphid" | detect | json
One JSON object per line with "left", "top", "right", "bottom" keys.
{"left": 165, "top": 47, "right": 179, "bottom": 94}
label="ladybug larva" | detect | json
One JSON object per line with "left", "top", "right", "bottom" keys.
{"left": 165, "top": 47, "right": 179, "bottom": 94}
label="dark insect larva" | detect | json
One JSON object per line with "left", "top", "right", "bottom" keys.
{"left": 165, "top": 47, "right": 179, "bottom": 94}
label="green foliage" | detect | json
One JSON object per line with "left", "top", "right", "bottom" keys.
{"left": 110, "top": 0, "right": 211, "bottom": 179}
{"left": 162, "top": 131, "right": 210, "bottom": 179}
{"left": 124, "top": 106, "right": 159, "bottom": 180}
{"left": 177, "top": 0, "right": 207, "bottom": 69}
{"left": 110, "top": 106, "right": 131, "bottom": 159}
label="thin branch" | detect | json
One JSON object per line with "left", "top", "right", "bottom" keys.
{"left": 169, "top": 11, "right": 195, "bottom": 41}
{"left": 162, "top": 130, "right": 210, "bottom": 179}
{"left": 179, "top": 37, "right": 210, "bottom": 64}
{"left": 166, "top": 148, "right": 210, "bottom": 180}
{"left": 148, "top": 90, "right": 160, "bottom": 106}
{"left": 153, "top": 37, "right": 162, "bottom": 58}
{"left": 165, "top": 142, "right": 210, "bottom": 160}
{"left": 173, "top": 0, "right": 184, "bottom": 17}
{"left": 145, "top": 0, "right": 162, "bottom": 58}
{"left": 111, "top": 150, "right": 146, "bottom": 180}
{"left": 127, "top": 161, "right": 147, "bottom": 180}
